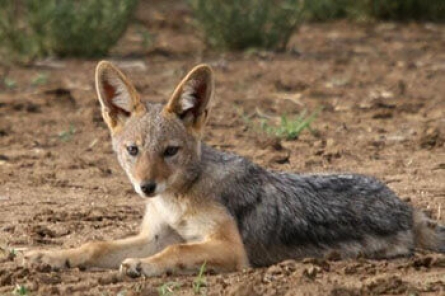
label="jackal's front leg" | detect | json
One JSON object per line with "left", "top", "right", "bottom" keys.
{"left": 24, "top": 228, "right": 182, "bottom": 270}
{"left": 121, "top": 238, "right": 248, "bottom": 278}
{"left": 121, "top": 215, "right": 248, "bottom": 277}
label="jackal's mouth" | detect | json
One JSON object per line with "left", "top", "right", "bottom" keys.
{"left": 138, "top": 192, "right": 157, "bottom": 198}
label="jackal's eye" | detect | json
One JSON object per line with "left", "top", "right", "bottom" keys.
{"left": 164, "top": 146, "right": 179, "bottom": 158}
{"left": 126, "top": 145, "right": 139, "bottom": 156}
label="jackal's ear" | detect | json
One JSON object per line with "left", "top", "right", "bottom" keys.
{"left": 95, "top": 61, "right": 146, "bottom": 133}
{"left": 164, "top": 64, "right": 214, "bottom": 134}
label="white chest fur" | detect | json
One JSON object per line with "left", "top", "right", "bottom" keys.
{"left": 146, "top": 195, "right": 207, "bottom": 242}
{"left": 151, "top": 195, "right": 186, "bottom": 226}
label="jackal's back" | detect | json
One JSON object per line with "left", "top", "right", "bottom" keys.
{"left": 200, "top": 145, "right": 414, "bottom": 266}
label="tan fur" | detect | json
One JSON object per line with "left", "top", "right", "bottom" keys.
{"left": 133, "top": 151, "right": 172, "bottom": 184}
{"left": 413, "top": 211, "right": 442, "bottom": 251}
{"left": 121, "top": 200, "right": 248, "bottom": 277}
{"left": 24, "top": 61, "right": 248, "bottom": 277}
{"left": 25, "top": 194, "right": 248, "bottom": 276}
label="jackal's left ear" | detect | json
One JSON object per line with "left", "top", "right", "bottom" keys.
{"left": 95, "top": 61, "right": 146, "bottom": 134}
{"left": 164, "top": 64, "right": 214, "bottom": 134}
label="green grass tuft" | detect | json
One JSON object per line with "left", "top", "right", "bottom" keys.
{"left": 3, "top": 77, "right": 16, "bottom": 89}
{"left": 13, "top": 284, "right": 28, "bottom": 296}
{"left": 193, "top": 261, "right": 207, "bottom": 295}
{"left": 0, "top": 0, "right": 139, "bottom": 62}
{"left": 31, "top": 73, "right": 49, "bottom": 87}
{"left": 260, "top": 108, "right": 321, "bottom": 140}
{"left": 58, "top": 124, "right": 76, "bottom": 142}
{"left": 188, "top": 0, "right": 303, "bottom": 51}
{"left": 237, "top": 106, "right": 320, "bottom": 140}
{"left": 158, "top": 282, "right": 181, "bottom": 296}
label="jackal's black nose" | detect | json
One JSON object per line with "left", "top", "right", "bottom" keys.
{"left": 140, "top": 181, "right": 156, "bottom": 196}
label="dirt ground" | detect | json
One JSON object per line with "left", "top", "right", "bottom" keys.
{"left": 1, "top": 1, "right": 445, "bottom": 295}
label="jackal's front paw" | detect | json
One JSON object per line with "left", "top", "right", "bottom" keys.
{"left": 23, "top": 250, "right": 71, "bottom": 270}
{"left": 120, "top": 258, "right": 161, "bottom": 278}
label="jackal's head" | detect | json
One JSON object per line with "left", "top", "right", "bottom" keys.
{"left": 95, "top": 62, "right": 214, "bottom": 198}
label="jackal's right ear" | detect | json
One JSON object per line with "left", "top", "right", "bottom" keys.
{"left": 95, "top": 61, "right": 146, "bottom": 134}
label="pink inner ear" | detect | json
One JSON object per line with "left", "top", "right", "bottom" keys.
{"left": 103, "top": 80, "right": 116, "bottom": 100}
{"left": 103, "top": 80, "right": 130, "bottom": 117}
{"left": 190, "top": 79, "right": 208, "bottom": 117}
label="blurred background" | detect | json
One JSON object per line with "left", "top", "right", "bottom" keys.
{"left": 0, "top": 0, "right": 444, "bottom": 63}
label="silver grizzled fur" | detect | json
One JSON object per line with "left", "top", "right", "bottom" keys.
{"left": 190, "top": 144, "right": 444, "bottom": 267}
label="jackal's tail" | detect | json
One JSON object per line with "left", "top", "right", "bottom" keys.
{"left": 413, "top": 211, "right": 445, "bottom": 253}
